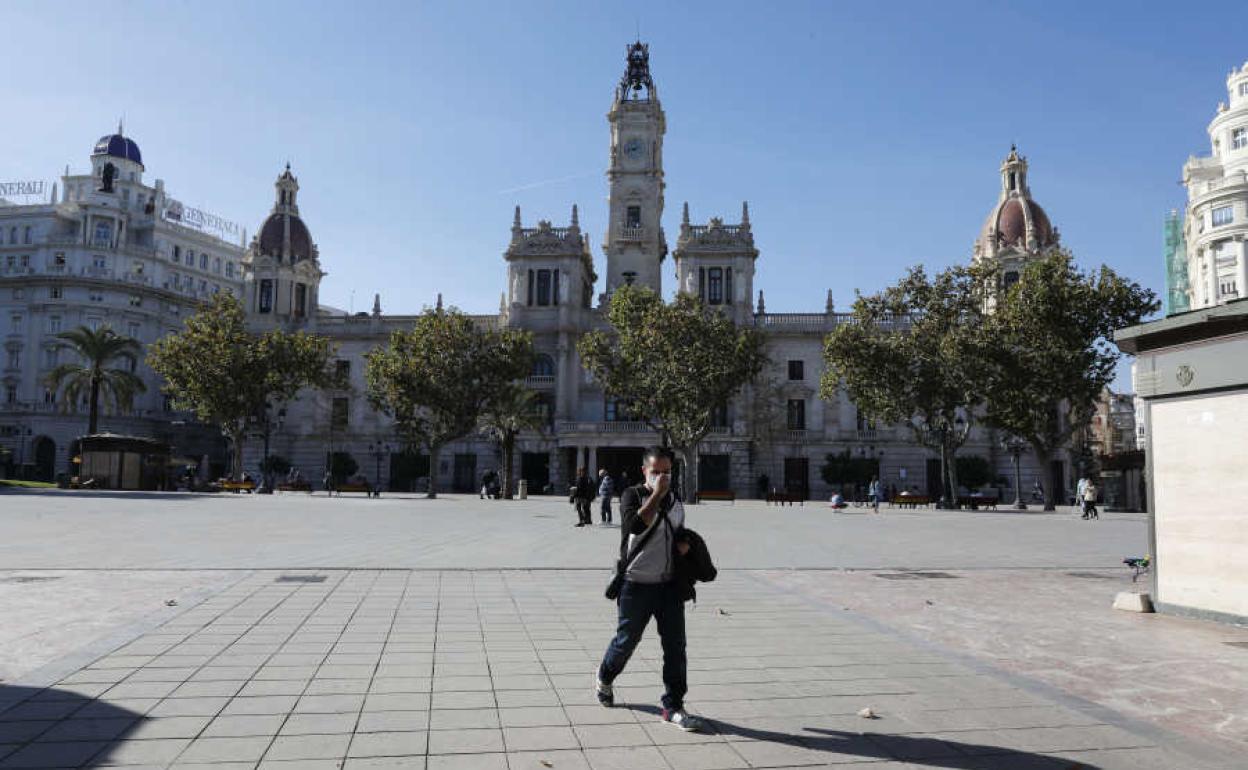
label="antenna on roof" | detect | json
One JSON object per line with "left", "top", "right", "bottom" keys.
{"left": 118, "top": 116, "right": 124, "bottom": 135}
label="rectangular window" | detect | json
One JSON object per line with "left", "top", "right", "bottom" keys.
{"left": 89, "top": 290, "right": 104, "bottom": 302}
{"left": 10, "top": 314, "right": 21, "bottom": 332}
{"left": 725, "top": 267, "right": 733, "bottom": 304}
{"left": 710, "top": 403, "right": 729, "bottom": 428}
{"left": 128, "top": 294, "right": 142, "bottom": 307}
{"left": 172, "top": 245, "right": 181, "bottom": 263}
{"left": 5, "top": 385, "right": 15, "bottom": 403}
{"left": 53, "top": 252, "right": 65, "bottom": 266}
{"left": 1212, "top": 205, "right": 1234, "bottom": 227}
{"left": 330, "top": 397, "right": 349, "bottom": 429}
{"left": 49, "top": 286, "right": 63, "bottom": 300}
{"left": 6, "top": 350, "right": 20, "bottom": 369}
{"left": 19, "top": 255, "right": 28, "bottom": 268}
{"left": 1234, "top": 127, "right": 1248, "bottom": 150}
{"left": 43, "top": 348, "right": 58, "bottom": 368}
{"left": 698, "top": 267, "right": 706, "bottom": 302}
{"left": 786, "top": 399, "right": 806, "bottom": 430}
{"left": 788, "top": 360, "right": 805, "bottom": 381}
{"left": 93, "top": 220, "right": 112, "bottom": 246}
{"left": 225, "top": 261, "right": 234, "bottom": 278}
{"left": 127, "top": 322, "right": 140, "bottom": 339}
{"left": 198, "top": 279, "right": 207, "bottom": 293}
{"left": 199, "top": 253, "right": 208, "bottom": 270}
{"left": 214, "top": 257, "right": 222, "bottom": 274}
{"left": 707, "top": 267, "right": 723, "bottom": 305}
{"left": 526, "top": 270, "right": 534, "bottom": 306}
{"left": 536, "top": 269, "right": 552, "bottom": 306}
{"left": 295, "top": 283, "right": 307, "bottom": 316}
{"left": 605, "top": 397, "right": 633, "bottom": 422}
{"left": 93, "top": 255, "right": 107, "bottom": 269}
{"left": 170, "top": 272, "right": 180, "bottom": 289}
{"left": 259, "top": 279, "right": 273, "bottom": 312}
{"left": 1240, "top": 83, "right": 1248, "bottom": 97}
{"left": 48, "top": 316, "right": 61, "bottom": 333}
{"left": 335, "top": 359, "right": 351, "bottom": 380}
{"left": 23, "top": 226, "right": 32, "bottom": 245}
{"left": 626, "top": 205, "right": 641, "bottom": 228}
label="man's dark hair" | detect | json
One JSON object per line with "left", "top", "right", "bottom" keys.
{"left": 642, "top": 446, "right": 675, "bottom": 465}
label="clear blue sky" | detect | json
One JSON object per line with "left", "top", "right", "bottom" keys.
{"left": 6, "top": 1, "right": 1242, "bottom": 382}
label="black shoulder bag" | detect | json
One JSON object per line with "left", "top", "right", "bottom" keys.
{"left": 605, "top": 499, "right": 670, "bottom": 600}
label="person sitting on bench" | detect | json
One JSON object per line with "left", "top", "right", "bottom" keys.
{"left": 828, "top": 491, "right": 848, "bottom": 510}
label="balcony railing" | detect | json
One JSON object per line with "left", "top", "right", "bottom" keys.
{"left": 618, "top": 226, "right": 644, "bottom": 241}
{"left": 525, "top": 375, "right": 556, "bottom": 388}
{"left": 558, "top": 420, "right": 654, "bottom": 434}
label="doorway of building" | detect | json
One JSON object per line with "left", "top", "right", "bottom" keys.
{"left": 33, "top": 436, "right": 56, "bottom": 482}
{"left": 520, "top": 452, "right": 551, "bottom": 494}
{"left": 783, "top": 457, "right": 809, "bottom": 499}
{"left": 596, "top": 447, "right": 645, "bottom": 491}
{"left": 1049, "top": 459, "right": 1066, "bottom": 504}
{"left": 452, "top": 453, "right": 478, "bottom": 493}
{"left": 698, "top": 454, "right": 731, "bottom": 492}
{"left": 925, "top": 458, "right": 943, "bottom": 499}
{"left": 388, "top": 449, "right": 429, "bottom": 493}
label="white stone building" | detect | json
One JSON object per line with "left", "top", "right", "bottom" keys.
{"left": 238, "top": 43, "right": 1069, "bottom": 501}
{"left": 1, "top": 128, "right": 246, "bottom": 479}
{"left": 1181, "top": 60, "right": 1248, "bottom": 309}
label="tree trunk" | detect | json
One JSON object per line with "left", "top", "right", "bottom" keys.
{"left": 676, "top": 445, "right": 697, "bottom": 504}
{"left": 230, "top": 429, "right": 244, "bottom": 482}
{"left": 946, "top": 444, "right": 961, "bottom": 509}
{"left": 88, "top": 373, "right": 101, "bottom": 435}
{"left": 426, "top": 444, "right": 439, "bottom": 499}
{"left": 938, "top": 441, "right": 953, "bottom": 508}
{"left": 502, "top": 433, "right": 514, "bottom": 499}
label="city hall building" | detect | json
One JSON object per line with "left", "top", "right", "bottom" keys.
{"left": 2, "top": 44, "right": 1069, "bottom": 500}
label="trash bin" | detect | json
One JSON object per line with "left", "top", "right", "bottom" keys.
{"left": 518, "top": 479, "right": 528, "bottom": 499}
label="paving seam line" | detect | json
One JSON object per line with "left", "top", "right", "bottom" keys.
{"left": 7, "top": 570, "right": 255, "bottom": 690}
{"left": 734, "top": 569, "right": 1243, "bottom": 770}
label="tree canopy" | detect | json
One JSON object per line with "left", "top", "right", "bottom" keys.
{"left": 45, "top": 325, "right": 147, "bottom": 435}
{"left": 578, "top": 286, "right": 767, "bottom": 501}
{"left": 822, "top": 264, "right": 993, "bottom": 505}
{"left": 364, "top": 307, "right": 533, "bottom": 498}
{"left": 146, "top": 293, "right": 339, "bottom": 478}
{"left": 980, "top": 250, "right": 1157, "bottom": 509}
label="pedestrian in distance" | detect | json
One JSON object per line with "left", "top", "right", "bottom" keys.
{"left": 1075, "top": 476, "right": 1088, "bottom": 513}
{"left": 322, "top": 469, "right": 335, "bottom": 497}
{"left": 867, "top": 476, "right": 881, "bottom": 513}
{"left": 570, "top": 467, "right": 595, "bottom": 527}
{"left": 1082, "top": 480, "right": 1100, "bottom": 520}
{"left": 598, "top": 468, "right": 614, "bottom": 525}
{"left": 596, "top": 446, "right": 707, "bottom": 732}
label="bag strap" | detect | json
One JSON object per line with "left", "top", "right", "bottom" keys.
{"left": 616, "top": 493, "right": 670, "bottom": 575}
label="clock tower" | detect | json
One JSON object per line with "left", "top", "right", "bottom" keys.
{"left": 604, "top": 41, "right": 667, "bottom": 297}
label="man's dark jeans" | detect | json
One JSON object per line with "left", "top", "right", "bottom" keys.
{"left": 598, "top": 579, "right": 686, "bottom": 710}
{"left": 601, "top": 496, "right": 613, "bottom": 523}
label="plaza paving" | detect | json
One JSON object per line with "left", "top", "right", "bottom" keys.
{"left": 0, "top": 490, "right": 1244, "bottom": 769}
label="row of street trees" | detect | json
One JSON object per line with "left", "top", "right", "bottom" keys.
{"left": 822, "top": 250, "right": 1157, "bottom": 510}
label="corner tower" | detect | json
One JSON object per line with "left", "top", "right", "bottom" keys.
{"left": 603, "top": 41, "right": 667, "bottom": 297}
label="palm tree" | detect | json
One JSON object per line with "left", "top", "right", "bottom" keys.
{"left": 479, "top": 385, "right": 547, "bottom": 499}
{"left": 44, "top": 326, "right": 147, "bottom": 435}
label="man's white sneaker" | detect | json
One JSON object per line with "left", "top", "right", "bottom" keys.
{"left": 661, "top": 708, "right": 703, "bottom": 732}
{"left": 595, "top": 678, "right": 614, "bottom": 707}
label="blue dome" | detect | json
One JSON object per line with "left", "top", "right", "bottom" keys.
{"left": 93, "top": 134, "right": 143, "bottom": 166}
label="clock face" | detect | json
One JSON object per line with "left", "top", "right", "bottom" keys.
{"left": 622, "top": 137, "right": 644, "bottom": 161}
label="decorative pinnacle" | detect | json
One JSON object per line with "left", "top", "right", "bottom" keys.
{"left": 372, "top": 293, "right": 382, "bottom": 316}
{"left": 681, "top": 201, "right": 690, "bottom": 227}
{"left": 741, "top": 201, "right": 750, "bottom": 226}
{"left": 436, "top": 293, "right": 443, "bottom": 311}
{"left": 825, "top": 289, "right": 834, "bottom": 313}
{"left": 757, "top": 290, "right": 766, "bottom": 315}
{"left": 513, "top": 205, "right": 521, "bottom": 228}
{"left": 571, "top": 203, "right": 579, "bottom": 228}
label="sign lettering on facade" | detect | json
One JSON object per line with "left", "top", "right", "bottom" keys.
{"left": 0, "top": 180, "right": 46, "bottom": 198}
{"left": 162, "top": 198, "right": 240, "bottom": 239}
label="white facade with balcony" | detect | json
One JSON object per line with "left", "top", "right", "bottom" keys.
{"left": 1, "top": 128, "right": 246, "bottom": 479}
{"left": 1182, "top": 61, "right": 1248, "bottom": 309}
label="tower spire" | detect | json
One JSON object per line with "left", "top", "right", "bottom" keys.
{"left": 571, "top": 203, "right": 579, "bottom": 228}
{"left": 682, "top": 201, "right": 690, "bottom": 227}
{"left": 741, "top": 200, "right": 750, "bottom": 227}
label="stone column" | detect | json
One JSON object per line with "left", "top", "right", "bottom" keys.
{"left": 1207, "top": 250, "right": 1219, "bottom": 306}
{"left": 1237, "top": 238, "right": 1248, "bottom": 299}
{"left": 555, "top": 335, "right": 570, "bottom": 419}
{"left": 587, "top": 445, "right": 598, "bottom": 475}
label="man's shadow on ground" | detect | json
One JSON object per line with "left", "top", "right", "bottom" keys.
{"left": 0, "top": 683, "right": 147, "bottom": 768}
{"left": 629, "top": 704, "right": 1096, "bottom": 769}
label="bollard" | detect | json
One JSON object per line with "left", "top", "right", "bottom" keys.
{"left": 518, "top": 479, "right": 528, "bottom": 499}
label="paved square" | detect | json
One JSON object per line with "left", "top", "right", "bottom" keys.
{"left": 0, "top": 490, "right": 1243, "bottom": 769}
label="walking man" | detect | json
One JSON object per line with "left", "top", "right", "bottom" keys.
{"left": 596, "top": 446, "right": 703, "bottom": 731}
{"left": 571, "top": 467, "right": 595, "bottom": 527}
{"left": 598, "top": 468, "right": 614, "bottom": 524}
{"left": 1082, "top": 479, "right": 1100, "bottom": 520}
{"left": 867, "top": 476, "right": 881, "bottom": 513}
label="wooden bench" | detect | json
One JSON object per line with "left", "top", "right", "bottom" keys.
{"left": 334, "top": 483, "right": 373, "bottom": 496}
{"left": 220, "top": 480, "right": 256, "bottom": 493}
{"left": 766, "top": 491, "right": 805, "bottom": 506}
{"left": 958, "top": 495, "right": 999, "bottom": 510}
{"left": 696, "top": 490, "right": 735, "bottom": 503}
{"left": 277, "top": 482, "right": 312, "bottom": 493}
{"left": 892, "top": 495, "right": 932, "bottom": 509}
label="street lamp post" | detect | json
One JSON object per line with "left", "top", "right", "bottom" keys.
{"left": 369, "top": 441, "right": 389, "bottom": 498}
{"left": 1001, "top": 434, "right": 1027, "bottom": 510}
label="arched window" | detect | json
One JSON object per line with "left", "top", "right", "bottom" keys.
{"left": 1003, "top": 271, "right": 1020, "bottom": 291}
{"left": 532, "top": 354, "right": 555, "bottom": 377}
